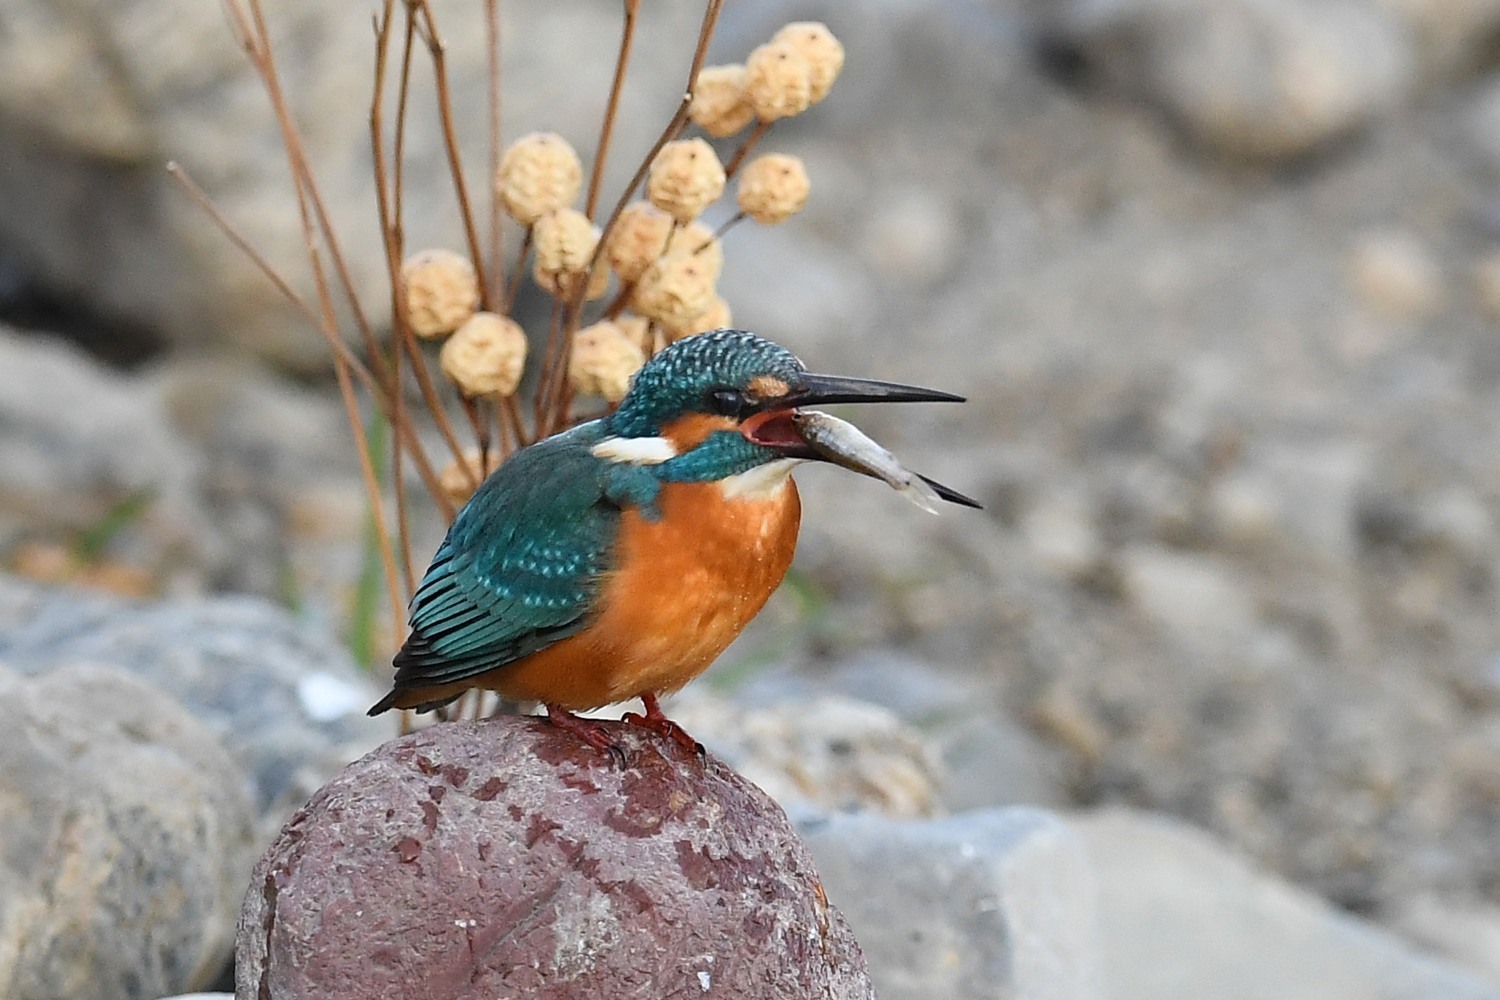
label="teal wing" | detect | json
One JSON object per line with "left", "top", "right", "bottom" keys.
{"left": 370, "top": 427, "right": 658, "bottom": 714}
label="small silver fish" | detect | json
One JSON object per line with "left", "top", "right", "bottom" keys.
{"left": 791, "top": 410, "right": 944, "bottom": 514}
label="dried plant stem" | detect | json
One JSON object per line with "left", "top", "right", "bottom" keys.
{"left": 234, "top": 1, "right": 391, "bottom": 401}
{"left": 585, "top": 0, "right": 641, "bottom": 221}
{"left": 485, "top": 0, "right": 505, "bottom": 305}
{"left": 412, "top": 1, "right": 491, "bottom": 310}
{"left": 373, "top": 0, "right": 421, "bottom": 598}
{"left": 223, "top": 0, "right": 407, "bottom": 649}
{"left": 504, "top": 226, "right": 533, "bottom": 313}
{"left": 399, "top": 329, "right": 477, "bottom": 482}
{"left": 536, "top": 0, "right": 725, "bottom": 437}
{"left": 723, "top": 119, "right": 771, "bottom": 177}
{"left": 711, "top": 210, "right": 746, "bottom": 242}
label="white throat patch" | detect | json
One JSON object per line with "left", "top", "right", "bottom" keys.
{"left": 719, "top": 458, "right": 802, "bottom": 501}
{"left": 591, "top": 435, "right": 678, "bottom": 465}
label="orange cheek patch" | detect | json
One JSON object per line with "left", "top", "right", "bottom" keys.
{"left": 749, "top": 375, "right": 790, "bottom": 400}
{"left": 661, "top": 412, "right": 739, "bottom": 451}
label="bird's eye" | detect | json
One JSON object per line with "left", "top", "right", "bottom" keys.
{"left": 707, "top": 387, "right": 749, "bottom": 418}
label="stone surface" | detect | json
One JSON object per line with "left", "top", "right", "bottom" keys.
{"left": 1043, "top": 0, "right": 1416, "bottom": 161}
{"left": 798, "top": 807, "right": 1102, "bottom": 1000}
{"left": 238, "top": 716, "right": 873, "bottom": 999}
{"left": 666, "top": 689, "right": 946, "bottom": 818}
{"left": 1077, "top": 808, "right": 1500, "bottom": 1000}
{"left": 1390, "top": 895, "right": 1500, "bottom": 992}
{"left": 0, "top": 662, "right": 257, "bottom": 1000}
{"left": 0, "top": 328, "right": 215, "bottom": 587}
{"left": 0, "top": 575, "right": 390, "bottom": 832}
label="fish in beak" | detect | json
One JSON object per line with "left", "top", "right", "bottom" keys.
{"left": 740, "top": 373, "right": 982, "bottom": 512}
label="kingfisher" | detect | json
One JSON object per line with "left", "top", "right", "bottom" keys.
{"left": 369, "top": 329, "right": 977, "bottom": 754}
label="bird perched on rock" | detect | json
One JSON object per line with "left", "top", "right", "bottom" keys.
{"left": 370, "top": 329, "right": 977, "bottom": 753}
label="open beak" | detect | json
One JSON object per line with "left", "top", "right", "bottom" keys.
{"left": 741, "top": 373, "right": 981, "bottom": 511}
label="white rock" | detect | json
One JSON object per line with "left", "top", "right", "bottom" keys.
{"left": 1076, "top": 808, "right": 1500, "bottom": 1000}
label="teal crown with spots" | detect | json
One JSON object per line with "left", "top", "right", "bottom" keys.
{"left": 607, "top": 329, "right": 806, "bottom": 438}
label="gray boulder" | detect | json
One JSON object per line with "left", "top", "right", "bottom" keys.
{"left": 0, "top": 663, "right": 256, "bottom": 1000}
{"left": 1041, "top": 0, "right": 1417, "bottom": 161}
{"left": 798, "top": 807, "right": 1103, "bottom": 1000}
{"left": 1077, "top": 808, "right": 1500, "bottom": 1000}
{"left": 0, "top": 575, "right": 390, "bottom": 832}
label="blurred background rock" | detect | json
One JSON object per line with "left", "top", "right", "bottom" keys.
{"left": 7, "top": 0, "right": 1500, "bottom": 996}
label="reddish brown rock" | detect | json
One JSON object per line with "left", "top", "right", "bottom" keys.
{"left": 236, "top": 716, "right": 874, "bottom": 999}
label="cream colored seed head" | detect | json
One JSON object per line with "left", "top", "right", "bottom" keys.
{"left": 533, "top": 261, "right": 610, "bottom": 301}
{"left": 533, "top": 208, "right": 598, "bottom": 274}
{"left": 772, "top": 22, "right": 844, "bottom": 103}
{"left": 647, "top": 139, "right": 726, "bottom": 224}
{"left": 401, "top": 249, "right": 480, "bottom": 338}
{"left": 690, "top": 64, "right": 755, "bottom": 138}
{"left": 631, "top": 253, "right": 717, "bottom": 327}
{"left": 533, "top": 209, "right": 609, "bottom": 300}
{"left": 439, "top": 312, "right": 528, "bottom": 397}
{"left": 745, "top": 40, "right": 813, "bottom": 122}
{"left": 615, "top": 314, "right": 659, "bottom": 355}
{"left": 606, "top": 201, "right": 675, "bottom": 282}
{"left": 666, "top": 221, "right": 724, "bottom": 281}
{"left": 496, "top": 132, "right": 583, "bottom": 225}
{"left": 569, "top": 321, "right": 645, "bottom": 403}
{"left": 662, "top": 294, "right": 733, "bottom": 342}
{"left": 439, "top": 449, "right": 502, "bottom": 508}
{"left": 737, "top": 153, "right": 811, "bottom": 224}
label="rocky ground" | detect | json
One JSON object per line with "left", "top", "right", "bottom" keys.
{"left": 6, "top": 0, "right": 1500, "bottom": 997}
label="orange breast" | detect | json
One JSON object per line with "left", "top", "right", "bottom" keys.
{"left": 491, "top": 474, "right": 801, "bottom": 709}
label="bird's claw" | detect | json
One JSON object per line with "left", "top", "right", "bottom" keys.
{"left": 545, "top": 704, "right": 627, "bottom": 766}
{"left": 621, "top": 710, "right": 704, "bottom": 757}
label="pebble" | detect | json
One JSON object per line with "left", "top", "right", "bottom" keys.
{"left": 0, "top": 663, "right": 256, "bottom": 1000}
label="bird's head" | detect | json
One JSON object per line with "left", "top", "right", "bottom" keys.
{"left": 598, "top": 329, "right": 977, "bottom": 507}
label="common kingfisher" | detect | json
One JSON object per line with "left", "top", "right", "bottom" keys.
{"left": 369, "top": 329, "right": 976, "bottom": 753}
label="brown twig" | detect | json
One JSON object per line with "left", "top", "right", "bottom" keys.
{"left": 711, "top": 209, "right": 746, "bottom": 242}
{"left": 503, "top": 226, "right": 533, "bottom": 314}
{"left": 224, "top": 0, "right": 408, "bottom": 650}
{"left": 585, "top": 0, "right": 641, "bottom": 220}
{"left": 538, "top": 0, "right": 725, "bottom": 435}
{"left": 412, "top": 1, "right": 492, "bottom": 310}
{"left": 485, "top": 0, "right": 505, "bottom": 305}
{"left": 723, "top": 119, "right": 771, "bottom": 177}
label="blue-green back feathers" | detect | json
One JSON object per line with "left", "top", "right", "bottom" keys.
{"left": 381, "top": 423, "right": 658, "bottom": 706}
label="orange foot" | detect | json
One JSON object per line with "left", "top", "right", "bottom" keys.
{"left": 545, "top": 704, "right": 626, "bottom": 767}
{"left": 622, "top": 693, "right": 704, "bottom": 757}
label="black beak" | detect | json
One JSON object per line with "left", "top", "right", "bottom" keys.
{"left": 783, "top": 373, "right": 966, "bottom": 408}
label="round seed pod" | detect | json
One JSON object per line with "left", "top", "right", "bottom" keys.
{"left": 745, "top": 41, "right": 813, "bottom": 122}
{"left": 737, "top": 153, "right": 811, "bottom": 225}
{"left": 439, "top": 449, "right": 502, "bottom": 508}
{"left": 401, "top": 249, "right": 480, "bottom": 339}
{"left": 771, "top": 22, "right": 844, "bottom": 103}
{"left": 661, "top": 294, "right": 733, "bottom": 342}
{"left": 533, "top": 209, "right": 608, "bottom": 300}
{"left": 606, "top": 201, "right": 675, "bottom": 283}
{"left": 439, "top": 312, "right": 528, "bottom": 398}
{"left": 569, "top": 321, "right": 646, "bottom": 403}
{"left": 631, "top": 253, "right": 717, "bottom": 329}
{"left": 666, "top": 221, "right": 724, "bottom": 281}
{"left": 496, "top": 132, "right": 583, "bottom": 225}
{"left": 690, "top": 64, "right": 755, "bottom": 138}
{"left": 647, "top": 139, "right": 726, "bottom": 224}
{"left": 534, "top": 208, "right": 599, "bottom": 275}
{"left": 615, "top": 314, "right": 659, "bottom": 355}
